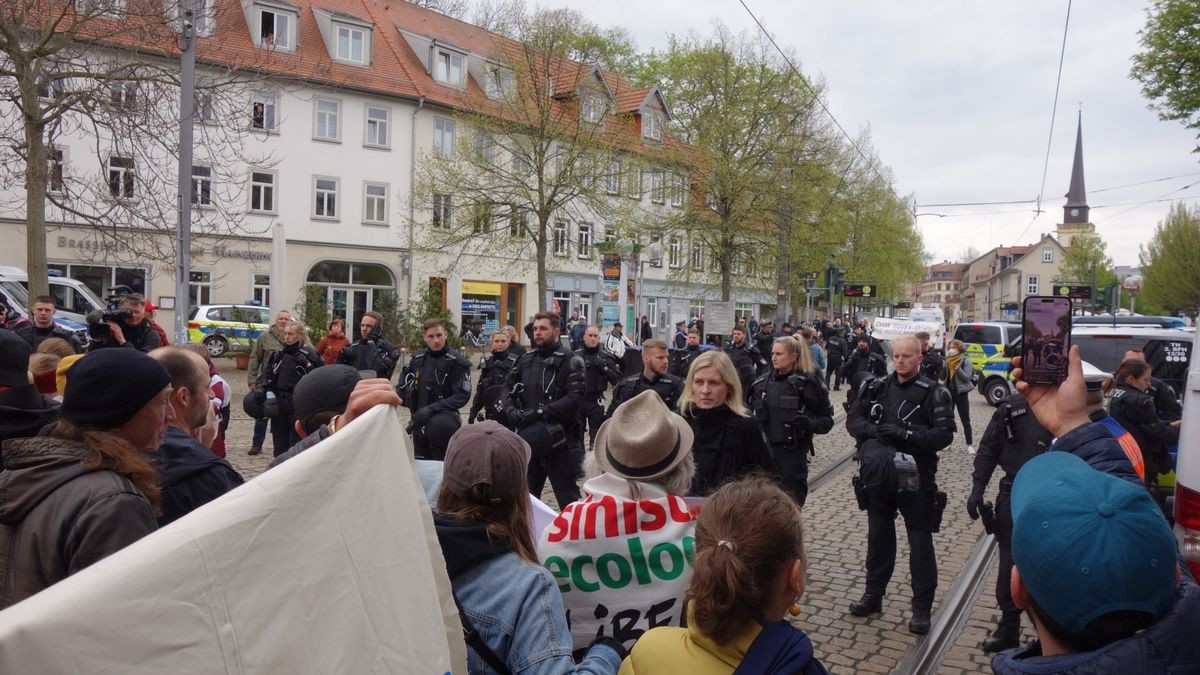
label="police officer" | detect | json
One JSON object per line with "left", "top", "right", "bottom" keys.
{"left": 608, "top": 339, "right": 683, "bottom": 416}
{"left": 669, "top": 328, "right": 702, "bottom": 378}
{"left": 752, "top": 322, "right": 775, "bottom": 363}
{"left": 825, "top": 329, "right": 848, "bottom": 391}
{"left": 337, "top": 311, "right": 401, "bottom": 381}
{"left": 748, "top": 336, "right": 834, "bottom": 506}
{"left": 726, "top": 325, "right": 765, "bottom": 394}
{"left": 847, "top": 334, "right": 955, "bottom": 635}
{"left": 967, "top": 393, "right": 1053, "bottom": 652}
{"left": 1106, "top": 359, "right": 1180, "bottom": 491}
{"left": 841, "top": 334, "right": 887, "bottom": 381}
{"left": 916, "top": 331, "right": 945, "bottom": 381}
{"left": 396, "top": 318, "right": 471, "bottom": 460}
{"left": 576, "top": 324, "right": 622, "bottom": 446}
{"left": 1123, "top": 348, "right": 1182, "bottom": 421}
{"left": 504, "top": 311, "right": 586, "bottom": 507}
{"left": 468, "top": 330, "right": 518, "bottom": 424}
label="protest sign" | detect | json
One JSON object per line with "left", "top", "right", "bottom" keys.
{"left": 871, "top": 317, "right": 945, "bottom": 345}
{"left": 0, "top": 407, "right": 467, "bottom": 674}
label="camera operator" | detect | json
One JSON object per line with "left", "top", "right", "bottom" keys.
{"left": 86, "top": 293, "right": 161, "bottom": 353}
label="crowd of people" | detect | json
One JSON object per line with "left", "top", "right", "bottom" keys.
{"left": 0, "top": 296, "right": 1196, "bottom": 674}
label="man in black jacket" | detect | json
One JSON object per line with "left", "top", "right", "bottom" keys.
{"left": 504, "top": 312, "right": 586, "bottom": 506}
{"left": 87, "top": 293, "right": 161, "bottom": 353}
{"left": 0, "top": 330, "right": 60, "bottom": 447}
{"left": 14, "top": 296, "right": 82, "bottom": 352}
{"left": 847, "top": 335, "right": 955, "bottom": 635}
{"left": 669, "top": 327, "right": 702, "bottom": 378}
{"left": 841, "top": 335, "right": 888, "bottom": 380}
{"left": 608, "top": 339, "right": 683, "bottom": 416}
{"left": 397, "top": 318, "right": 471, "bottom": 460}
{"left": 917, "top": 331, "right": 945, "bottom": 381}
{"left": 150, "top": 347, "right": 243, "bottom": 527}
{"left": 825, "top": 330, "right": 849, "bottom": 390}
{"left": 338, "top": 311, "right": 401, "bottom": 381}
{"left": 576, "top": 325, "right": 622, "bottom": 446}
{"left": 726, "top": 326, "right": 765, "bottom": 394}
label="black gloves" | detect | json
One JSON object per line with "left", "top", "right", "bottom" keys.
{"left": 791, "top": 415, "right": 812, "bottom": 433}
{"left": 876, "top": 423, "right": 909, "bottom": 443}
{"left": 510, "top": 408, "right": 541, "bottom": 429}
{"left": 966, "top": 487, "right": 984, "bottom": 520}
{"left": 412, "top": 408, "right": 432, "bottom": 427}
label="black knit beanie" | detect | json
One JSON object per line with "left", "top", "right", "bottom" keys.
{"left": 62, "top": 349, "right": 172, "bottom": 429}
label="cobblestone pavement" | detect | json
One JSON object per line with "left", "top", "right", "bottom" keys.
{"left": 217, "top": 357, "right": 1004, "bottom": 672}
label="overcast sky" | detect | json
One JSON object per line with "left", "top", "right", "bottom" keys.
{"left": 548, "top": 0, "right": 1198, "bottom": 267}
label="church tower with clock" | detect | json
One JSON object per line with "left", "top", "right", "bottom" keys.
{"left": 1057, "top": 112, "right": 1095, "bottom": 248}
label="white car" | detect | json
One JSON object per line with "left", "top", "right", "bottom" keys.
{"left": 1175, "top": 343, "right": 1199, "bottom": 581}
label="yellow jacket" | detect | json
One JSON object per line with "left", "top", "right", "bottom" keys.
{"left": 618, "top": 613, "right": 761, "bottom": 675}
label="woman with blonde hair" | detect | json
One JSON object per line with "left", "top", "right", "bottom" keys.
{"left": 944, "top": 338, "right": 976, "bottom": 453}
{"left": 679, "top": 350, "right": 774, "bottom": 496}
{"left": 620, "top": 476, "right": 829, "bottom": 675}
{"left": 747, "top": 336, "right": 835, "bottom": 506}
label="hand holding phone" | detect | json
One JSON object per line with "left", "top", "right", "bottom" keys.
{"left": 1019, "top": 296, "right": 1072, "bottom": 386}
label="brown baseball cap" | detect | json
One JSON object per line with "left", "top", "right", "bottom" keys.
{"left": 443, "top": 421, "right": 531, "bottom": 502}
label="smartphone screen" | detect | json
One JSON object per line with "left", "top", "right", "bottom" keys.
{"left": 1020, "top": 296, "right": 1072, "bottom": 385}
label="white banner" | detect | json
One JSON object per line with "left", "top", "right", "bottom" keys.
{"left": 0, "top": 407, "right": 466, "bottom": 675}
{"left": 871, "top": 317, "right": 945, "bottom": 343}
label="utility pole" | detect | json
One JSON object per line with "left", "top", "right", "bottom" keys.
{"left": 174, "top": 0, "right": 196, "bottom": 344}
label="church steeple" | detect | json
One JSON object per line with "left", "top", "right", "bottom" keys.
{"left": 1064, "top": 112, "right": 1088, "bottom": 224}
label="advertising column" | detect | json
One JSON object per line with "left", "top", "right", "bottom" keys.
{"left": 601, "top": 253, "right": 621, "bottom": 327}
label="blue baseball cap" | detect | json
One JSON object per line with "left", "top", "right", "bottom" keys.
{"left": 1011, "top": 452, "right": 1177, "bottom": 633}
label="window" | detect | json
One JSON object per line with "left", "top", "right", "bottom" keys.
{"left": 75, "top": 0, "right": 125, "bottom": 17}
{"left": 251, "top": 91, "right": 277, "bottom": 132}
{"left": 670, "top": 174, "right": 685, "bottom": 207}
{"left": 37, "top": 74, "right": 65, "bottom": 100}
{"left": 577, "top": 223, "right": 592, "bottom": 258}
{"left": 365, "top": 105, "right": 389, "bottom": 147}
{"left": 650, "top": 171, "right": 665, "bottom": 204}
{"left": 691, "top": 242, "right": 704, "bottom": 271}
{"left": 106, "top": 156, "right": 134, "bottom": 199}
{"left": 252, "top": 273, "right": 271, "bottom": 307}
{"left": 363, "top": 182, "right": 388, "bottom": 224}
{"left": 649, "top": 234, "right": 663, "bottom": 268}
{"left": 511, "top": 151, "right": 531, "bottom": 175}
{"left": 258, "top": 8, "right": 293, "bottom": 50}
{"left": 668, "top": 236, "right": 682, "bottom": 268}
{"left": 189, "top": 271, "right": 212, "bottom": 307}
{"left": 626, "top": 168, "right": 641, "bottom": 200}
{"left": 647, "top": 298, "right": 658, "bottom": 326}
{"left": 642, "top": 110, "right": 663, "bottom": 141}
{"left": 1042, "top": 247, "right": 1053, "bottom": 263}
{"left": 554, "top": 221, "right": 569, "bottom": 257}
{"left": 189, "top": 0, "right": 213, "bottom": 35}
{"left": 484, "top": 65, "right": 513, "bottom": 100}
{"left": 581, "top": 94, "right": 604, "bottom": 125}
{"left": 434, "top": 117, "right": 455, "bottom": 156}
{"left": 1027, "top": 275, "right": 1039, "bottom": 296}
{"left": 470, "top": 202, "right": 494, "bottom": 234}
{"left": 336, "top": 25, "right": 367, "bottom": 64}
{"left": 432, "top": 193, "right": 451, "bottom": 228}
{"left": 194, "top": 91, "right": 215, "bottom": 124}
{"left": 508, "top": 207, "right": 528, "bottom": 238}
{"left": 313, "top": 177, "right": 339, "bottom": 219}
{"left": 191, "top": 165, "right": 212, "bottom": 206}
{"left": 109, "top": 81, "right": 137, "bottom": 108}
{"left": 249, "top": 170, "right": 276, "bottom": 213}
{"left": 434, "top": 50, "right": 464, "bottom": 86}
{"left": 47, "top": 147, "right": 65, "bottom": 194}
{"left": 313, "top": 98, "right": 340, "bottom": 141}
{"left": 606, "top": 159, "right": 621, "bottom": 194}
{"left": 475, "top": 132, "right": 496, "bottom": 165}
{"left": 689, "top": 299, "right": 705, "bottom": 321}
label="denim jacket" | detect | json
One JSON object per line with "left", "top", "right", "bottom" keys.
{"left": 435, "top": 514, "right": 621, "bottom": 674}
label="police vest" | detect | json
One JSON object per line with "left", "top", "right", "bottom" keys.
{"left": 409, "top": 350, "right": 468, "bottom": 409}
{"left": 515, "top": 348, "right": 577, "bottom": 410}
{"left": 752, "top": 373, "right": 811, "bottom": 446}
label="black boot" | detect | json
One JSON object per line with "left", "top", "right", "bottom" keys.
{"left": 908, "top": 607, "right": 932, "bottom": 635}
{"left": 982, "top": 616, "right": 1021, "bottom": 652}
{"left": 849, "top": 593, "right": 883, "bottom": 617}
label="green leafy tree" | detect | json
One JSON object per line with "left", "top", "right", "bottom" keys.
{"left": 1139, "top": 202, "right": 1200, "bottom": 318}
{"left": 1054, "top": 233, "right": 1117, "bottom": 290}
{"left": 1130, "top": 0, "right": 1200, "bottom": 153}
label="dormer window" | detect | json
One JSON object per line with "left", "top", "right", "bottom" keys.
{"left": 335, "top": 25, "right": 367, "bottom": 64}
{"left": 484, "top": 64, "right": 514, "bottom": 101}
{"left": 257, "top": 7, "right": 295, "bottom": 50}
{"left": 642, "top": 110, "right": 663, "bottom": 141}
{"left": 581, "top": 94, "right": 605, "bottom": 125}
{"left": 434, "top": 50, "right": 464, "bottom": 87}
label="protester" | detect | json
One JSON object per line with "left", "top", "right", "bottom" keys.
{"left": 990, "top": 451, "right": 1200, "bottom": 673}
{"left": 639, "top": 314, "right": 653, "bottom": 345}
{"left": 247, "top": 310, "right": 291, "bottom": 455}
{"left": 182, "top": 345, "right": 232, "bottom": 459}
{"left": 14, "top": 295, "right": 82, "bottom": 352}
{"left": 54, "top": 353, "right": 84, "bottom": 398}
{"left": 568, "top": 314, "right": 587, "bottom": 351}
{"left": 316, "top": 318, "right": 350, "bottom": 366}
{"left": 679, "top": 351, "right": 775, "bottom": 496}
{"left": 257, "top": 321, "right": 323, "bottom": 457}
{"left": 268, "top": 367, "right": 393, "bottom": 467}
{"left": 804, "top": 328, "right": 827, "bottom": 379}
{"left": 539, "top": 391, "right": 698, "bottom": 657}
{"left": 621, "top": 476, "right": 829, "bottom": 675}
{"left": 945, "top": 339, "right": 977, "bottom": 454}
{"left": 0, "top": 349, "right": 172, "bottom": 608}
{"left": 149, "top": 348, "right": 244, "bottom": 527}
{"left": 36, "top": 336, "right": 76, "bottom": 359}
{"left": 143, "top": 301, "right": 170, "bottom": 347}
{"left": 1105, "top": 359, "right": 1180, "bottom": 490}
{"left": 337, "top": 311, "right": 401, "bottom": 381}
{"left": 0, "top": 297, "right": 30, "bottom": 331}
{"left": 0, "top": 329, "right": 60, "bottom": 446}
{"left": 28, "top": 352, "right": 60, "bottom": 396}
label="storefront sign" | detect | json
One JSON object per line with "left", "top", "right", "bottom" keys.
{"left": 463, "top": 280, "right": 502, "bottom": 295}
{"left": 54, "top": 236, "right": 269, "bottom": 261}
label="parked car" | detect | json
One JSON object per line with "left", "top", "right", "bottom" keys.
{"left": 187, "top": 304, "right": 270, "bottom": 357}
{"left": 951, "top": 321, "right": 1022, "bottom": 405}
{"left": 1174, "top": 343, "right": 1200, "bottom": 580}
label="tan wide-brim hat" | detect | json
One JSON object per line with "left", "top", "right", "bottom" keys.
{"left": 593, "top": 390, "right": 694, "bottom": 482}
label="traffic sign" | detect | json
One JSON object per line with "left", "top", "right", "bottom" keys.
{"left": 843, "top": 284, "right": 874, "bottom": 298}
{"left": 1053, "top": 285, "right": 1092, "bottom": 300}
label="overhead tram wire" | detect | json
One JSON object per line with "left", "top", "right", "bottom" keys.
{"left": 1095, "top": 182, "right": 1198, "bottom": 223}
{"left": 916, "top": 172, "right": 1200, "bottom": 209}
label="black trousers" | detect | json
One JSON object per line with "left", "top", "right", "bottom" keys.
{"left": 412, "top": 410, "right": 461, "bottom": 461}
{"left": 580, "top": 398, "right": 606, "bottom": 449}
{"left": 953, "top": 391, "right": 973, "bottom": 445}
{"left": 864, "top": 482, "right": 939, "bottom": 610}
{"left": 528, "top": 439, "right": 583, "bottom": 508}
{"left": 269, "top": 400, "right": 298, "bottom": 458}
{"left": 994, "top": 484, "right": 1019, "bottom": 623}
{"left": 770, "top": 442, "right": 810, "bottom": 507}
{"left": 827, "top": 359, "right": 845, "bottom": 390}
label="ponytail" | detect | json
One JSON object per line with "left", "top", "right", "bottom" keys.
{"left": 1106, "top": 359, "right": 1150, "bottom": 394}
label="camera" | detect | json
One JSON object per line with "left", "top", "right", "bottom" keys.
{"left": 86, "top": 308, "right": 134, "bottom": 339}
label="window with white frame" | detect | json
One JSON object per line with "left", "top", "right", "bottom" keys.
{"left": 363, "top": 182, "right": 388, "bottom": 224}
{"left": 258, "top": 7, "right": 294, "bottom": 50}
{"left": 1027, "top": 275, "right": 1039, "bottom": 296}
{"left": 434, "top": 117, "right": 455, "bottom": 156}
{"left": 484, "top": 65, "right": 513, "bottom": 100}
{"left": 314, "top": 98, "right": 340, "bottom": 141}
{"left": 189, "top": 0, "right": 214, "bottom": 35}
{"left": 735, "top": 302, "right": 754, "bottom": 322}
{"left": 689, "top": 299, "right": 705, "bottom": 321}
{"left": 252, "top": 273, "right": 271, "bottom": 307}
{"left": 647, "top": 298, "right": 658, "bottom": 326}
{"left": 365, "top": 105, "right": 389, "bottom": 148}
{"left": 38, "top": 73, "right": 65, "bottom": 100}
{"left": 434, "top": 50, "right": 464, "bottom": 86}
{"left": 1042, "top": 247, "right": 1053, "bottom": 263}
{"left": 335, "top": 25, "right": 367, "bottom": 64}
{"left": 75, "top": 0, "right": 125, "bottom": 18}
{"left": 189, "top": 271, "right": 212, "bottom": 307}
{"left": 554, "top": 221, "right": 569, "bottom": 257}
{"left": 106, "top": 156, "right": 134, "bottom": 199}
{"left": 691, "top": 242, "right": 705, "bottom": 271}
{"left": 649, "top": 234, "right": 663, "bottom": 268}
{"left": 251, "top": 91, "right": 277, "bottom": 131}
{"left": 432, "top": 193, "right": 452, "bottom": 228}
{"left": 475, "top": 132, "right": 496, "bottom": 165}
{"left": 650, "top": 171, "right": 665, "bottom": 204}
{"left": 581, "top": 93, "right": 604, "bottom": 125}
{"left": 313, "top": 176, "right": 339, "bottom": 219}
{"left": 606, "top": 159, "right": 621, "bottom": 194}
{"left": 670, "top": 174, "right": 684, "bottom": 207}
{"left": 191, "top": 165, "right": 212, "bottom": 206}
{"left": 626, "top": 167, "right": 641, "bottom": 200}
{"left": 194, "top": 91, "right": 215, "bottom": 123}
{"left": 249, "top": 170, "right": 276, "bottom": 213}
{"left": 577, "top": 223, "right": 592, "bottom": 258}
{"left": 642, "top": 110, "right": 663, "bottom": 141}
{"left": 47, "top": 147, "right": 65, "bottom": 194}
{"left": 109, "top": 81, "right": 137, "bottom": 109}
{"left": 668, "top": 236, "right": 682, "bottom": 268}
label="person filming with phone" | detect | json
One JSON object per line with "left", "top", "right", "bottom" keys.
{"left": 337, "top": 311, "right": 400, "bottom": 381}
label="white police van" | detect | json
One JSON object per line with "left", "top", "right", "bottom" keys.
{"left": 1176, "top": 342, "right": 1200, "bottom": 580}
{"left": 0, "top": 266, "right": 105, "bottom": 339}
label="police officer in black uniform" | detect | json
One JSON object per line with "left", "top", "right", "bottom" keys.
{"left": 576, "top": 324, "right": 622, "bottom": 446}
{"left": 607, "top": 338, "right": 683, "bottom": 416}
{"left": 917, "top": 331, "right": 945, "bottom": 381}
{"left": 748, "top": 335, "right": 834, "bottom": 506}
{"left": 669, "top": 327, "right": 702, "bottom": 378}
{"left": 825, "top": 330, "right": 849, "bottom": 391}
{"left": 468, "top": 330, "right": 518, "bottom": 424}
{"left": 967, "top": 393, "right": 1053, "bottom": 652}
{"left": 841, "top": 334, "right": 887, "bottom": 381}
{"left": 1107, "top": 359, "right": 1180, "bottom": 490}
{"left": 1124, "top": 348, "right": 1183, "bottom": 421}
{"left": 752, "top": 322, "right": 775, "bottom": 367}
{"left": 726, "top": 325, "right": 766, "bottom": 394}
{"left": 504, "top": 312, "right": 587, "bottom": 507}
{"left": 847, "top": 334, "right": 955, "bottom": 635}
{"left": 396, "top": 318, "right": 471, "bottom": 460}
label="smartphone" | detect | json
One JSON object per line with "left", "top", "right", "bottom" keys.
{"left": 1020, "top": 296, "right": 1072, "bottom": 385}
